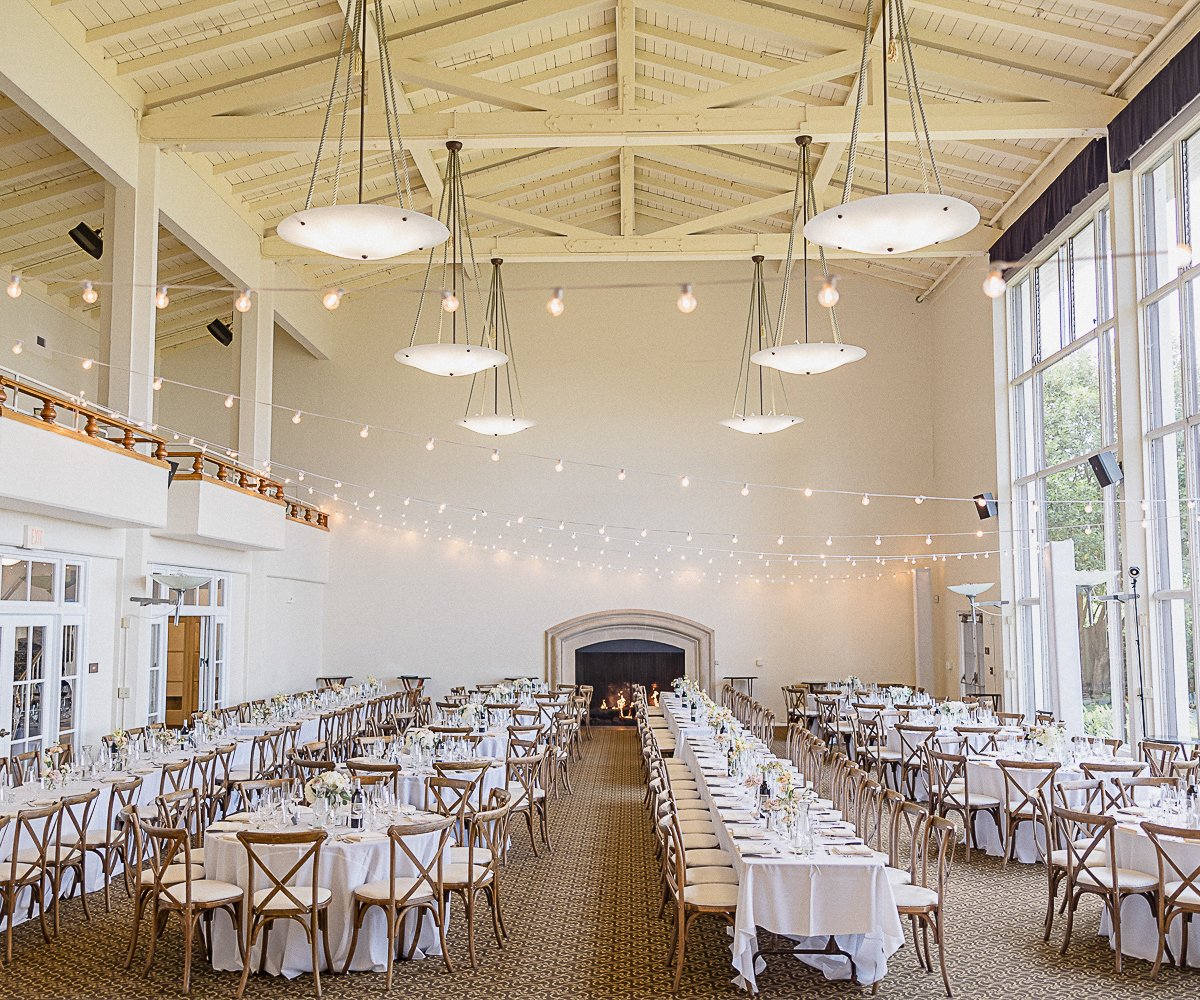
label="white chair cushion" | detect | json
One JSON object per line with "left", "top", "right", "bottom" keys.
{"left": 0, "top": 861, "right": 41, "bottom": 883}
{"left": 684, "top": 848, "right": 734, "bottom": 867}
{"left": 687, "top": 866, "right": 739, "bottom": 885}
{"left": 1049, "top": 849, "right": 1107, "bottom": 868}
{"left": 683, "top": 882, "right": 739, "bottom": 907}
{"left": 449, "top": 846, "right": 493, "bottom": 866}
{"left": 682, "top": 833, "right": 720, "bottom": 849}
{"left": 885, "top": 866, "right": 910, "bottom": 886}
{"left": 16, "top": 846, "right": 80, "bottom": 865}
{"left": 164, "top": 879, "right": 242, "bottom": 906}
{"left": 1164, "top": 880, "right": 1200, "bottom": 907}
{"left": 143, "top": 862, "right": 204, "bottom": 885}
{"left": 251, "top": 885, "right": 332, "bottom": 911}
{"left": 893, "top": 883, "right": 939, "bottom": 909}
{"left": 442, "top": 861, "right": 493, "bottom": 887}
{"left": 679, "top": 821, "right": 716, "bottom": 835}
{"left": 354, "top": 876, "right": 434, "bottom": 903}
{"left": 1074, "top": 867, "right": 1157, "bottom": 891}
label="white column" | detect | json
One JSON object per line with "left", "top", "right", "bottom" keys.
{"left": 1043, "top": 539, "right": 1085, "bottom": 734}
{"left": 911, "top": 567, "right": 935, "bottom": 694}
{"left": 991, "top": 287, "right": 1021, "bottom": 714}
{"left": 235, "top": 266, "right": 274, "bottom": 467}
{"left": 100, "top": 144, "right": 159, "bottom": 425}
{"left": 1109, "top": 170, "right": 1153, "bottom": 744}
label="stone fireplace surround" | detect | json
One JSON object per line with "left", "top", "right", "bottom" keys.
{"left": 544, "top": 609, "right": 715, "bottom": 692}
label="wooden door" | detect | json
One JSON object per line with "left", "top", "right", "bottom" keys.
{"left": 165, "top": 617, "right": 201, "bottom": 727}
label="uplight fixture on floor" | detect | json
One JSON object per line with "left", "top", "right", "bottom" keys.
{"left": 720, "top": 255, "right": 802, "bottom": 435}
{"left": 276, "top": 0, "right": 447, "bottom": 260}
{"left": 752, "top": 136, "right": 866, "bottom": 376}
{"left": 458, "top": 258, "right": 535, "bottom": 436}
{"left": 395, "top": 142, "right": 508, "bottom": 377}
{"left": 802, "top": 0, "right": 978, "bottom": 255}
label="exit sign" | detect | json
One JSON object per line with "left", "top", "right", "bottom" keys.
{"left": 20, "top": 526, "right": 43, "bottom": 550}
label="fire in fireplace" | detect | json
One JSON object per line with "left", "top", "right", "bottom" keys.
{"left": 574, "top": 638, "right": 684, "bottom": 726}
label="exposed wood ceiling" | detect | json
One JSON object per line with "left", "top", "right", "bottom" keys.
{"left": 7, "top": 0, "right": 1195, "bottom": 310}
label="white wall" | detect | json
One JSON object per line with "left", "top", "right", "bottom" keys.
{"left": 263, "top": 260, "right": 969, "bottom": 717}
{"left": 0, "top": 292, "right": 100, "bottom": 397}
{"left": 930, "top": 262, "right": 1004, "bottom": 698}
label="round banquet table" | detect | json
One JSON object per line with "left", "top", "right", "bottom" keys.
{"left": 205, "top": 809, "right": 448, "bottom": 977}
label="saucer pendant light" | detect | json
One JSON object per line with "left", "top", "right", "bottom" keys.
{"left": 277, "top": 0, "right": 448, "bottom": 260}
{"left": 720, "top": 255, "right": 802, "bottom": 435}
{"left": 458, "top": 259, "right": 535, "bottom": 435}
{"left": 395, "top": 142, "right": 508, "bottom": 377}
{"left": 752, "top": 136, "right": 866, "bottom": 376}
{"left": 803, "top": 0, "right": 978, "bottom": 255}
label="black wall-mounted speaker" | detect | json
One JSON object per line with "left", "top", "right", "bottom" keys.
{"left": 1088, "top": 451, "right": 1123, "bottom": 488}
{"left": 974, "top": 492, "right": 998, "bottom": 520}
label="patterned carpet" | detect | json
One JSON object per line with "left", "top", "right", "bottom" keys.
{"left": 0, "top": 729, "right": 1196, "bottom": 998}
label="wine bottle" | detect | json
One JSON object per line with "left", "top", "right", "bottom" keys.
{"left": 350, "top": 780, "right": 364, "bottom": 830}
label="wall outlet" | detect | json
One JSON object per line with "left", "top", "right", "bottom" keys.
{"left": 116, "top": 686, "right": 130, "bottom": 699}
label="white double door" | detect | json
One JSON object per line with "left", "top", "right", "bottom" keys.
{"left": 0, "top": 615, "right": 83, "bottom": 758}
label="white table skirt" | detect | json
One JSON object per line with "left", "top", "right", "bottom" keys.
{"left": 663, "top": 700, "right": 904, "bottom": 991}
{"left": 205, "top": 818, "right": 447, "bottom": 977}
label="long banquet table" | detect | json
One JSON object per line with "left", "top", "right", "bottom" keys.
{"left": 662, "top": 696, "right": 903, "bottom": 992}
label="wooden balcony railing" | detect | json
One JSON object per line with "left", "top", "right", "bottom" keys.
{"left": 168, "top": 449, "right": 285, "bottom": 503}
{"left": 285, "top": 497, "right": 330, "bottom": 530}
{"left": 0, "top": 371, "right": 167, "bottom": 464}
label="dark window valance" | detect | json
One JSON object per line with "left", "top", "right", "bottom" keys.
{"left": 989, "top": 139, "right": 1109, "bottom": 267}
{"left": 1109, "top": 32, "right": 1200, "bottom": 172}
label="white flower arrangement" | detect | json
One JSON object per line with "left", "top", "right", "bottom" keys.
{"left": 491, "top": 684, "right": 515, "bottom": 702}
{"left": 366, "top": 675, "right": 379, "bottom": 687}
{"left": 110, "top": 729, "right": 128, "bottom": 751}
{"left": 845, "top": 675, "right": 862, "bottom": 690}
{"left": 458, "top": 703, "right": 486, "bottom": 727}
{"left": 404, "top": 727, "right": 436, "bottom": 751}
{"left": 200, "top": 711, "right": 218, "bottom": 728}
{"left": 305, "top": 770, "right": 352, "bottom": 805}
{"left": 887, "top": 686, "right": 912, "bottom": 703}
{"left": 708, "top": 707, "right": 734, "bottom": 732}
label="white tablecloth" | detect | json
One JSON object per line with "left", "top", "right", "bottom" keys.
{"left": 205, "top": 812, "right": 447, "bottom": 977}
{"left": 662, "top": 698, "right": 903, "bottom": 991}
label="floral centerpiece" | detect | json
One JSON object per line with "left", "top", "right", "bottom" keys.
{"left": 491, "top": 683, "right": 515, "bottom": 702}
{"left": 271, "top": 693, "right": 288, "bottom": 710}
{"left": 404, "top": 728, "right": 436, "bottom": 752}
{"left": 330, "top": 682, "right": 345, "bottom": 694}
{"left": 41, "top": 753, "right": 65, "bottom": 788}
{"left": 845, "top": 675, "right": 862, "bottom": 690}
{"left": 200, "top": 711, "right": 218, "bottom": 728}
{"left": 458, "top": 702, "right": 486, "bottom": 730}
{"left": 708, "top": 707, "right": 734, "bottom": 734}
{"left": 109, "top": 729, "right": 128, "bottom": 752}
{"left": 886, "top": 686, "right": 912, "bottom": 704}
{"left": 305, "top": 770, "right": 352, "bottom": 806}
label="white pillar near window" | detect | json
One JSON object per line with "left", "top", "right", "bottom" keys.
{"left": 100, "top": 144, "right": 159, "bottom": 426}
{"left": 1108, "top": 169, "right": 1153, "bottom": 744}
{"left": 236, "top": 264, "right": 274, "bottom": 467}
{"left": 911, "top": 568, "right": 936, "bottom": 695}
{"left": 1042, "top": 539, "right": 1085, "bottom": 733}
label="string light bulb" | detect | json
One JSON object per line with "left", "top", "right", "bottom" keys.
{"left": 234, "top": 289, "right": 253, "bottom": 313}
{"left": 10, "top": 340, "right": 22, "bottom": 355}
{"left": 440, "top": 289, "right": 460, "bottom": 313}
{"left": 926, "top": 534, "right": 933, "bottom": 545}
{"left": 817, "top": 277, "right": 839, "bottom": 308}
{"left": 741, "top": 483, "right": 750, "bottom": 496}
{"left": 676, "top": 283, "right": 697, "bottom": 313}
{"left": 80, "top": 280, "right": 98, "bottom": 305}
{"left": 359, "top": 425, "right": 369, "bottom": 438}
{"left": 982, "top": 269, "right": 1007, "bottom": 299}
{"left": 292, "top": 411, "right": 302, "bottom": 424}
{"left": 155, "top": 286, "right": 170, "bottom": 309}
{"left": 81, "top": 357, "right": 93, "bottom": 370}
{"left": 322, "top": 287, "right": 344, "bottom": 311}
{"left": 861, "top": 493, "right": 871, "bottom": 505}
{"left": 491, "top": 448, "right": 500, "bottom": 462}
{"left": 546, "top": 287, "right": 565, "bottom": 317}
{"left": 425, "top": 438, "right": 435, "bottom": 451}
{"left": 825, "top": 535, "right": 833, "bottom": 546}
{"left": 554, "top": 458, "right": 564, "bottom": 472}
{"left": 875, "top": 535, "right": 882, "bottom": 546}
{"left": 152, "top": 376, "right": 163, "bottom": 390}
{"left": 617, "top": 468, "right": 626, "bottom": 481}
{"left": 223, "top": 394, "right": 234, "bottom": 408}
{"left": 915, "top": 495, "right": 925, "bottom": 505}
{"left": 680, "top": 475, "right": 690, "bottom": 487}
{"left": 1170, "top": 242, "right": 1194, "bottom": 270}
{"left": 803, "top": 488, "right": 813, "bottom": 498}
